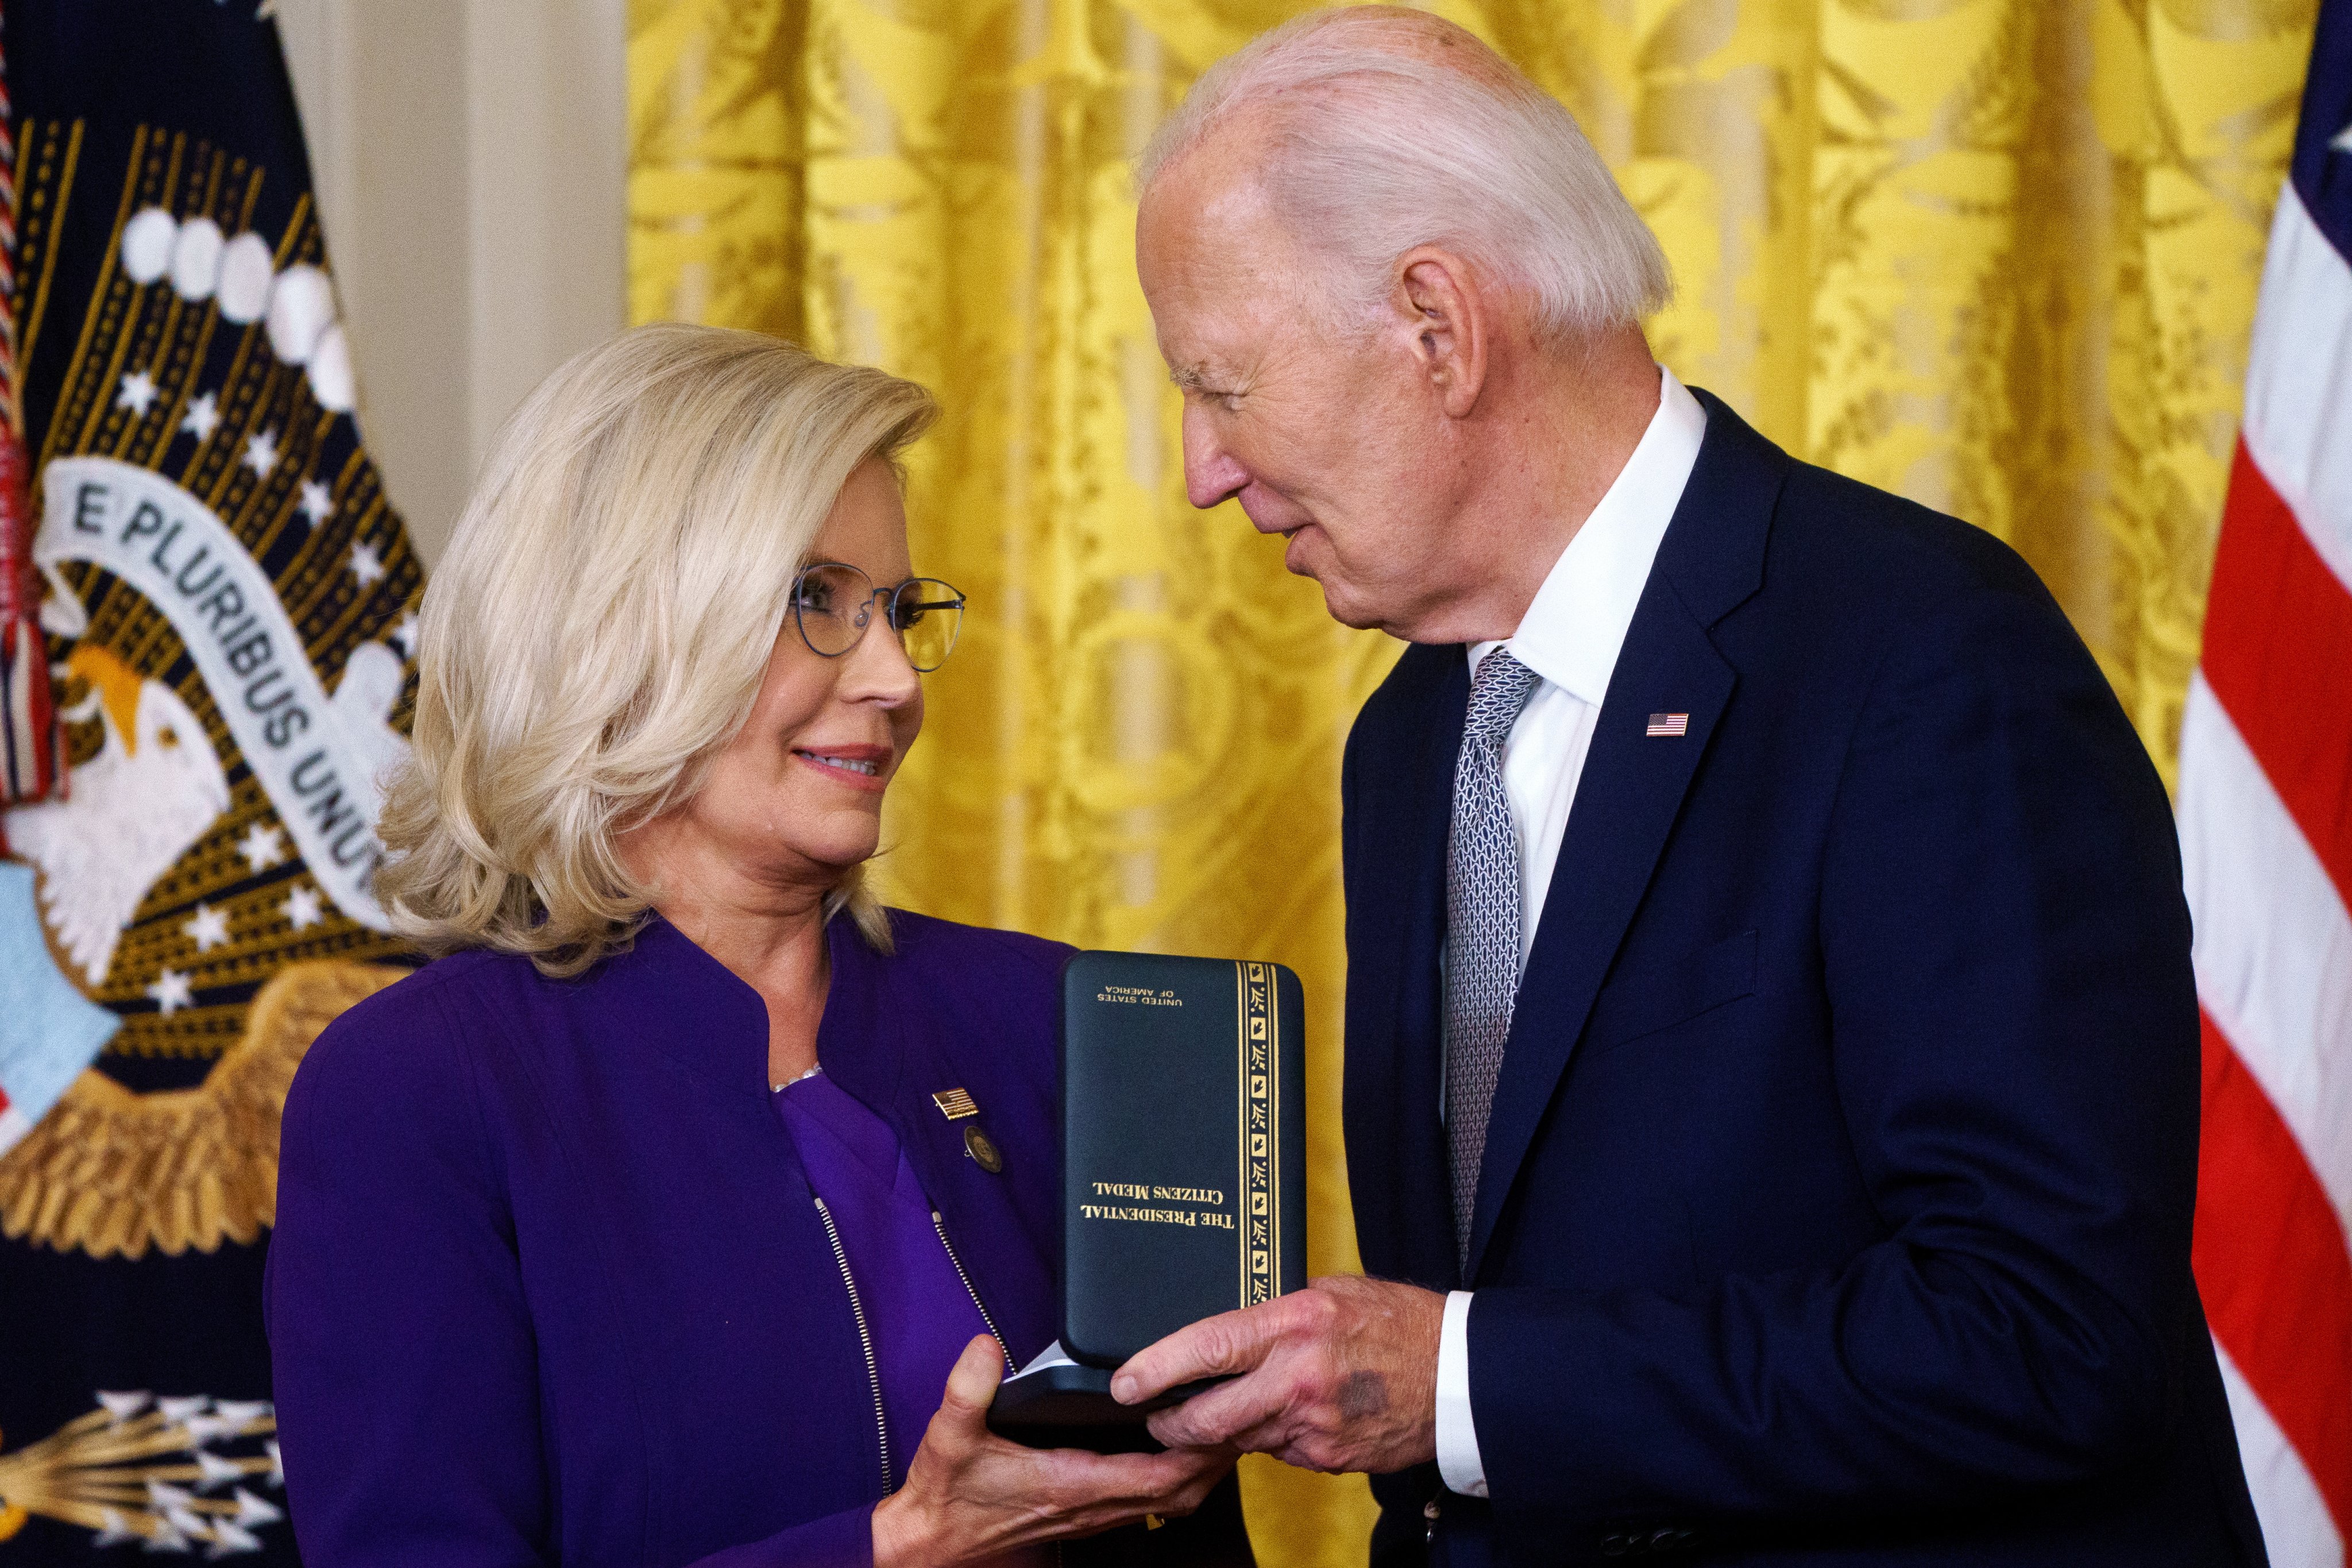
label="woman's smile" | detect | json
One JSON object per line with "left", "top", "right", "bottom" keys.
{"left": 794, "top": 741, "right": 892, "bottom": 791}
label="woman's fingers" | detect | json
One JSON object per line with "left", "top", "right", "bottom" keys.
{"left": 1054, "top": 1445, "right": 1231, "bottom": 1513}
{"left": 1041, "top": 1448, "right": 1234, "bottom": 1538}
{"left": 1164, "top": 1464, "right": 1227, "bottom": 1519}
{"left": 895, "top": 1364, "right": 1238, "bottom": 1559}
{"left": 1131, "top": 1447, "right": 1232, "bottom": 1519}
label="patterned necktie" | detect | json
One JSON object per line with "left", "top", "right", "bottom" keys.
{"left": 1445, "top": 647, "right": 1542, "bottom": 1267}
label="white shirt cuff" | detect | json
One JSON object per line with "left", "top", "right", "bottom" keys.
{"left": 1435, "top": 1289, "right": 1489, "bottom": 1497}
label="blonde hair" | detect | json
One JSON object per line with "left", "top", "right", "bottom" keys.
{"left": 1137, "top": 6, "right": 1670, "bottom": 341}
{"left": 376, "top": 324, "right": 937, "bottom": 976}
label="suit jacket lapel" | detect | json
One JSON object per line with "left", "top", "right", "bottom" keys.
{"left": 1461, "top": 389, "right": 1786, "bottom": 1281}
{"left": 1344, "top": 647, "right": 1466, "bottom": 1291}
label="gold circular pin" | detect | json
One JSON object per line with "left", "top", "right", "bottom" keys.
{"left": 963, "top": 1124, "right": 1003, "bottom": 1173}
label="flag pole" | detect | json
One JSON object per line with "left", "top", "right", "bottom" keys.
{"left": 0, "top": 0, "right": 64, "bottom": 806}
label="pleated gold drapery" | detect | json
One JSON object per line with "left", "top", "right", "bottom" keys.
{"left": 627, "top": 2, "right": 2313, "bottom": 1561}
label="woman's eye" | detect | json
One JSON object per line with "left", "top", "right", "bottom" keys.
{"left": 794, "top": 580, "right": 833, "bottom": 614}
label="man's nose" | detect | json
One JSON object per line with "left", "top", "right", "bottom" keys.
{"left": 1182, "top": 405, "right": 1249, "bottom": 511}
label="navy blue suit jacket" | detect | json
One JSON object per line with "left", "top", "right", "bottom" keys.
{"left": 1341, "top": 393, "right": 2266, "bottom": 1566}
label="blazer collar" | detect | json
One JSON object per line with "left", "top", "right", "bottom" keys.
{"left": 592, "top": 917, "right": 772, "bottom": 1104}
{"left": 602, "top": 912, "right": 907, "bottom": 1111}
{"left": 1349, "top": 644, "right": 1472, "bottom": 1291}
{"left": 1647, "top": 388, "right": 1778, "bottom": 630}
{"left": 1460, "top": 389, "right": 1789, "bottom": 1279}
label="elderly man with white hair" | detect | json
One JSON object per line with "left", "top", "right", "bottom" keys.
{"left": 1109, "top": 9, "right": 2267, "bottom": 1566}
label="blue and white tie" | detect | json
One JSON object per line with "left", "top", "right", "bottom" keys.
{"left": 1445, "top": 647, "right": 1540, "bottom": 1266}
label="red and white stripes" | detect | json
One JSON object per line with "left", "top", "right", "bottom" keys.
{"left": 2182, "top": 169, "right": 2352, "bottom": 1567}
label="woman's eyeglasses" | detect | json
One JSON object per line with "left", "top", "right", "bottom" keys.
{"left": 788, "top": 562, "right": 965, "bottom": 673}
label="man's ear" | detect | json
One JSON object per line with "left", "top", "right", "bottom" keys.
{"left": 1397, "top": 248, "right": 1487, "bottom": 419}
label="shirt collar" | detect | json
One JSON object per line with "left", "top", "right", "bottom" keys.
{"left": 1468, "top": 365, "right": 1709, "bottom": 706}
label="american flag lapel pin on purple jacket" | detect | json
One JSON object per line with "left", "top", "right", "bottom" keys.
{"left": 1646, "top": 713, "right": 1690, "bottom": 737}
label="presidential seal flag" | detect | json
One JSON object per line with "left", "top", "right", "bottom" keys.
{"left": 0, "top": 2, "right": 421, "bottom": 1558}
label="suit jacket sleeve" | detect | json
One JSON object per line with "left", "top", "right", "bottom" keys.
{"left": 266, "top": 984, "right": 878, "bottom": 1568}
{"left": 1465, "top": 578, "right": 2202, "bottom": 1532}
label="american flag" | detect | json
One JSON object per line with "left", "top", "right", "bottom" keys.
{"left": 1645, "top": 712, "right": 1688, "bottom": 737}
{"left": 2179, "top": 4, "right": 2352, "bottom": 1561}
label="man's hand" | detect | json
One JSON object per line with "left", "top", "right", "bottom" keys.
{"left": 1111, "top": 1276, "right": 1446, "bottom": 1473}
{"left": 872, "top": 1337, "right": 1234, "bottom": 1567}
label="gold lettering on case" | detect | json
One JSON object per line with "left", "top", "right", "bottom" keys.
{"left": 1095, "top": 983, "right": 1184, "bottom": 1007}
{"left": 1077, "top": 1203, "right": 1235, "bottom": 1229}
{"left": 1086, "top": 1179, "right": 1227, "bottom": 1204}
{"left": 1152, "top": 1185, "right": 1223, "bottom": 1204}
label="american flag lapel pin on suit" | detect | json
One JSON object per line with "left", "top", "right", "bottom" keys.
{"left": 1646, "top": 713, "right": 1690, "bottom": 737}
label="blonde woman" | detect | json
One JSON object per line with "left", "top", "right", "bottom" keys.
{"left": 265, "top": 327, "right": 1247, "bottom": 1567}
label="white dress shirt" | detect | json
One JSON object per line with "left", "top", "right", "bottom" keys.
{"left": 1433, "top": 365, "right": 1709, "bottom": 1499}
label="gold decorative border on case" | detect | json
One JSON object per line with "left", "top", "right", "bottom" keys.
{"left": 1240, "top": 961, "right": 1276, "bottom": 1307}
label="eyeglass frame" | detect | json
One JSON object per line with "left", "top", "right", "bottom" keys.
{"left": 786, "top": 560, "right": 967, "bottom": 673}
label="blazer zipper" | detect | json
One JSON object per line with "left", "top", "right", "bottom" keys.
{"left": 935, "top": 1211, "right": 1063, "bottom": 1566}
{"left": 814, "top": 1196, "right": 894, "bottom": 1496}
{"left": 930, "top": 1210, "right": 1015, "bottom": 1373}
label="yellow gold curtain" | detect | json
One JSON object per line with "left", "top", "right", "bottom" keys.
{"left": 627, "top": 2, "right": 2313, "bottom": 1561}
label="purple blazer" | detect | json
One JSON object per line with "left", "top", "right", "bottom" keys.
{"left": 265, "top": 910, "right": 1248, "bottom": 1567}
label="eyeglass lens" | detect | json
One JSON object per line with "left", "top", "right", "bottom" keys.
{"left": 791, "top": 563, "right": 964, "bottom": 671}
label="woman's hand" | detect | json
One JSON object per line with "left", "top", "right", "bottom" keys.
{"left": 871, "top": 1337, "right": 1234, "bottom": 1567}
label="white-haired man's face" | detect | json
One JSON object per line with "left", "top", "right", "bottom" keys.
{"left": 1137, "top": 140, "right": 1488, "bottom": 637}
